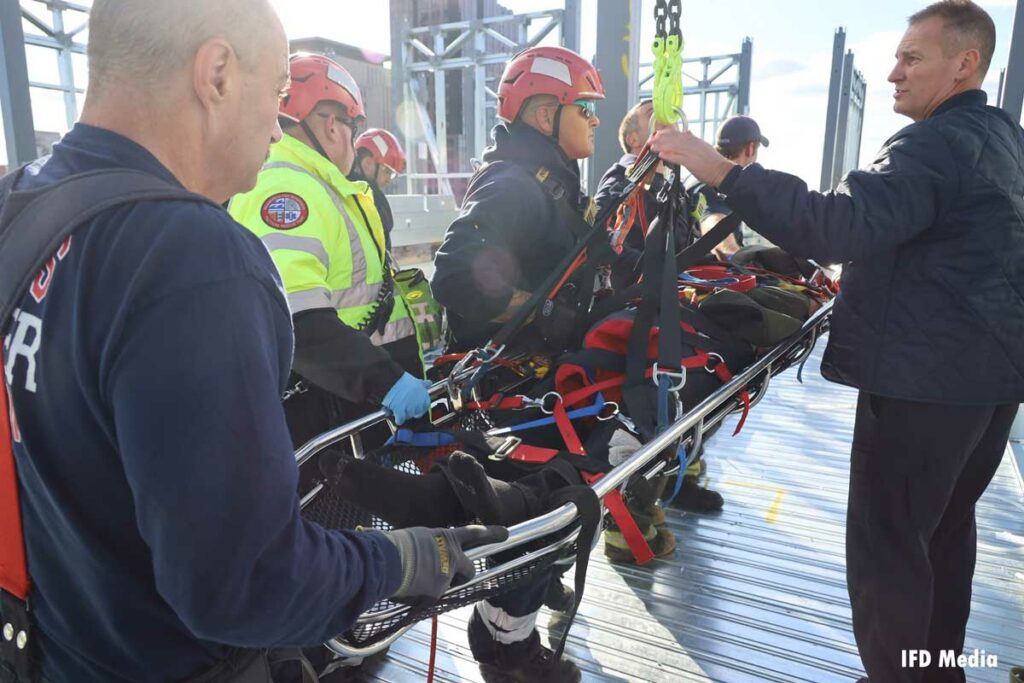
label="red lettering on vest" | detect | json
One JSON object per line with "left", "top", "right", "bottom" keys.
{"left": 29, "top": 236, "right": 72, "bottom": 303}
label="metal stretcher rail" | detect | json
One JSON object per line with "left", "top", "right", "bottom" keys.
{"left": 462, "top": 301, "right": 832, "bottom": 562}
{"left": 296, "top": 302, "right": 832, "bottom": 657}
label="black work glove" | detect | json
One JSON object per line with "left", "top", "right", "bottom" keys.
{"left": 538, "top": 297, "right": 581, "bottom": 351}
{"left": 384, "top": 524, "right": 509, "bottom": 605}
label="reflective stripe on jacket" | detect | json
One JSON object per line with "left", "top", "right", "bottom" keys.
{"left": 230, "top": 134, "right": 414, "bottom": 346}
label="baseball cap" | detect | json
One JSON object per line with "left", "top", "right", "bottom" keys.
{"left": 716, "top": 115, "right": 769, "bottom": 148}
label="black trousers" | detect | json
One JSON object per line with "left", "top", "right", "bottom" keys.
{"left": 846, "top": 392, "right": 1016, "bottom": 683}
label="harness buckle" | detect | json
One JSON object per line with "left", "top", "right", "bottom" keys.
{"left": 488, "top": 436, "right": 523, "bottom": 461}
{"left": 651, "top": 362, "right": 686, "bottom": 391}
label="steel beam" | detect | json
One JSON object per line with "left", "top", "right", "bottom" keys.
{"left": 1003, "top": 0, "right": 1024, "bottom": 121}
{"left": 832, "top": 51, "right": 855, "bottom": 189}
{"left": 820, "top": 28, "right": 846, "bottom": 191}
{"left": 472, "top": 24, "right": 487, "bottom": 162}
{"left": 562, "top": 0, "right": 581, "bottom": 53}
{"left": 591, "top": 0, "right": 641, "bottom": 194}
{"left": 389, "top": 0, "right": 413, "bottom": 194}
{"left": 1, "top": 0, "right": 37, "bottom": 166}
{"left": 737, "top": 38, "right": 752, "bottom": 115}
{"left": 50, "top": 4, "right": 78, "bottom": 129}
{"left": 432, "top": 31, "right": 447, "bottom": 184}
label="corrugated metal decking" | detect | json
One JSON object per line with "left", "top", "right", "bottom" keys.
{"left": 353, "top": 339, "right": 1024, "bottom": 682}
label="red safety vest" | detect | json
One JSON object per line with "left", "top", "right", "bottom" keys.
{"left": 0, "top": 354, "right": 29, "bottom": 601}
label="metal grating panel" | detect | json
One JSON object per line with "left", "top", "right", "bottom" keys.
{"left": 348, "top": 339, "right": 1024, "bottom": 682}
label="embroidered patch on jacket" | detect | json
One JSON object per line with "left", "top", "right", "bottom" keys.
{"left": 261, "top": 193, "right": 309, "bottom": 230}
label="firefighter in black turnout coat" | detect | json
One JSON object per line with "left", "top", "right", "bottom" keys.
{"left": 431, "top": 45, "right": 604, "bottom": 682}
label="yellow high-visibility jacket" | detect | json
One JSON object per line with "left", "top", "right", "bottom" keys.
{"left": 230, "top": 133, "right": 415, "bottom": 347}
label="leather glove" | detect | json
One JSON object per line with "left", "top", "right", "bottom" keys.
{"left": 385, "top": 524, "right": 509, "bottom": 605}
{"left": 381, "top": 372, "right": 431, "bottom": 425}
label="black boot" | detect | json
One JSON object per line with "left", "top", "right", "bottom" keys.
{"left": 468, "top": 609, "right": 581, "bottom": 683}
{"left": 445, "top": 451, "right": 541, "bottom": 525}
{"left": 542, "top": 574, "right": 575, "bottom": 613}
{"left": 317, "top": 450, "right": 466, "bottom": 528}
{"left": 670, "top": 475, "right": 724, "bottom": 513}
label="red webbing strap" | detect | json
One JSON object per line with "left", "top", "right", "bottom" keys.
{"left": 636, "top": 189, "right": 650, "bottom": 238}
{"left": 0, "top": 363, "right": 30, "bottom": 600}
{"left": 548, "top": 251, "right": 588, "bottom": 300}
{"left": 558, "top": 353, "right": 711, "bottom": 410}
{"left": 712, "top": 361, "right": 751, "bottom": 435}
{"left": 427, "top": 615, "right": 438, "bottom": 683}
{"left": 552, "top": 401, "right": 586, "bottom": 456}
{"left": 506, "top": 444, "right": 561, "bottom": 464}
{"left": 581, "top": 472, "right": 655, "bottom": 566}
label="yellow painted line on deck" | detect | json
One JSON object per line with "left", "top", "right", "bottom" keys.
{"left": 720, "top": 479, "right": 787, "bottom": 523}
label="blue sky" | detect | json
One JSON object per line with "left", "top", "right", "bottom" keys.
{"left": 5, "top": 0, "right": 1020, "bottom": 185}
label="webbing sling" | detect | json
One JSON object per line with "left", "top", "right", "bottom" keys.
{"left": 0, "top": 169, "right": 218, "bottom": 336}
{"left": 0, "top": 167, "right": 217, "bottom": 682}
{"left": 468, "top": 162, "right": 620, "bottom": 356}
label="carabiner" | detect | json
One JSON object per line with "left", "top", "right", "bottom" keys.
{"left": 476, "top": 343, "right": 506, "bottom": 365}
{"left": 539, "top": 391, "right": 562, "bottom": 415}
{"left": 674, "top": 107, "right": 689, "bottom": 133}
{"left": 596, "top": 401, "right": 620, "bottom": 421}
{"left": 652, "top": 362, "right": 687, "bottom": 392}
{"left": 705, "top": 352, "right": 724, "bottom": 374}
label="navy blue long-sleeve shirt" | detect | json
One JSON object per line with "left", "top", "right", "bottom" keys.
{"left": 3, "top": 124, "right": 401, "bottom": 682}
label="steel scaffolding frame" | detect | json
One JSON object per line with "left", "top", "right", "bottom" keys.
{"left": 390, "top": 2, "right": 580, "bottom": 197}
{"left": 1, "top": 0, "right": 87, "bottom": 166}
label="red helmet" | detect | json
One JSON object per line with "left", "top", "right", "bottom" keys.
{"left": 496, "top": 46, "right": 604, "bottom": 123}
{"left": 355, "top": 128, "right": 407, "bottom": 174}
{"left": 280, "top": 53, "right": 366, "bottom": 124}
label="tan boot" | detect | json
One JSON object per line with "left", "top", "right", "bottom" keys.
{"left": 603, "top": 524, "right": 676, "bottom": 564}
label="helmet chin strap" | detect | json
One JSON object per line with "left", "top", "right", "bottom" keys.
{"left": 300, "top": 117, "right": 359, "bottom": 163}
{"left": 551, "top": 104, "right": 564, "bottom": 142}
{"left": 301, "top": 119, "right": 332, "bottom": 162}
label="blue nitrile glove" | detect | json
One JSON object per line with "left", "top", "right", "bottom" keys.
{"left": 385, "top": 524, "right": 509, "bottom": 605}
{"left": 381, "top": 373, "right": 432, "bottom": 425}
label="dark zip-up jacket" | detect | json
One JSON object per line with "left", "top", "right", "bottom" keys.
{"left": 3, "top": 124, "right": 401, "bottom": 682}
{"left": 431, "top": 123, "right": 590, "bottom": 350}
{"left": 718, "top": 90, "right": 1024, "bottom": 403}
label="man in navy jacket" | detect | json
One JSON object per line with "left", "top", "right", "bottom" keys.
{"left": 0, "top": 1, "right": 501, "bottom": 681}
{"left": 652, "top": 2, "right": 1023, "bottom": 681}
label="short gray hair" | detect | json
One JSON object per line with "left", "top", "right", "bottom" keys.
{"left": 516, "top": 94, "right": 560, "bottom": 124}
{"left": 909, "top": 0, "right": 996, "bottom": 79}
{"left": 87, "top": 0, "right": 275, "bottom": 93}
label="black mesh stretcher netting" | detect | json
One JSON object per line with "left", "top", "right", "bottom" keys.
{"left": 299, "top": 440, "right": 581, "bottom": 649}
